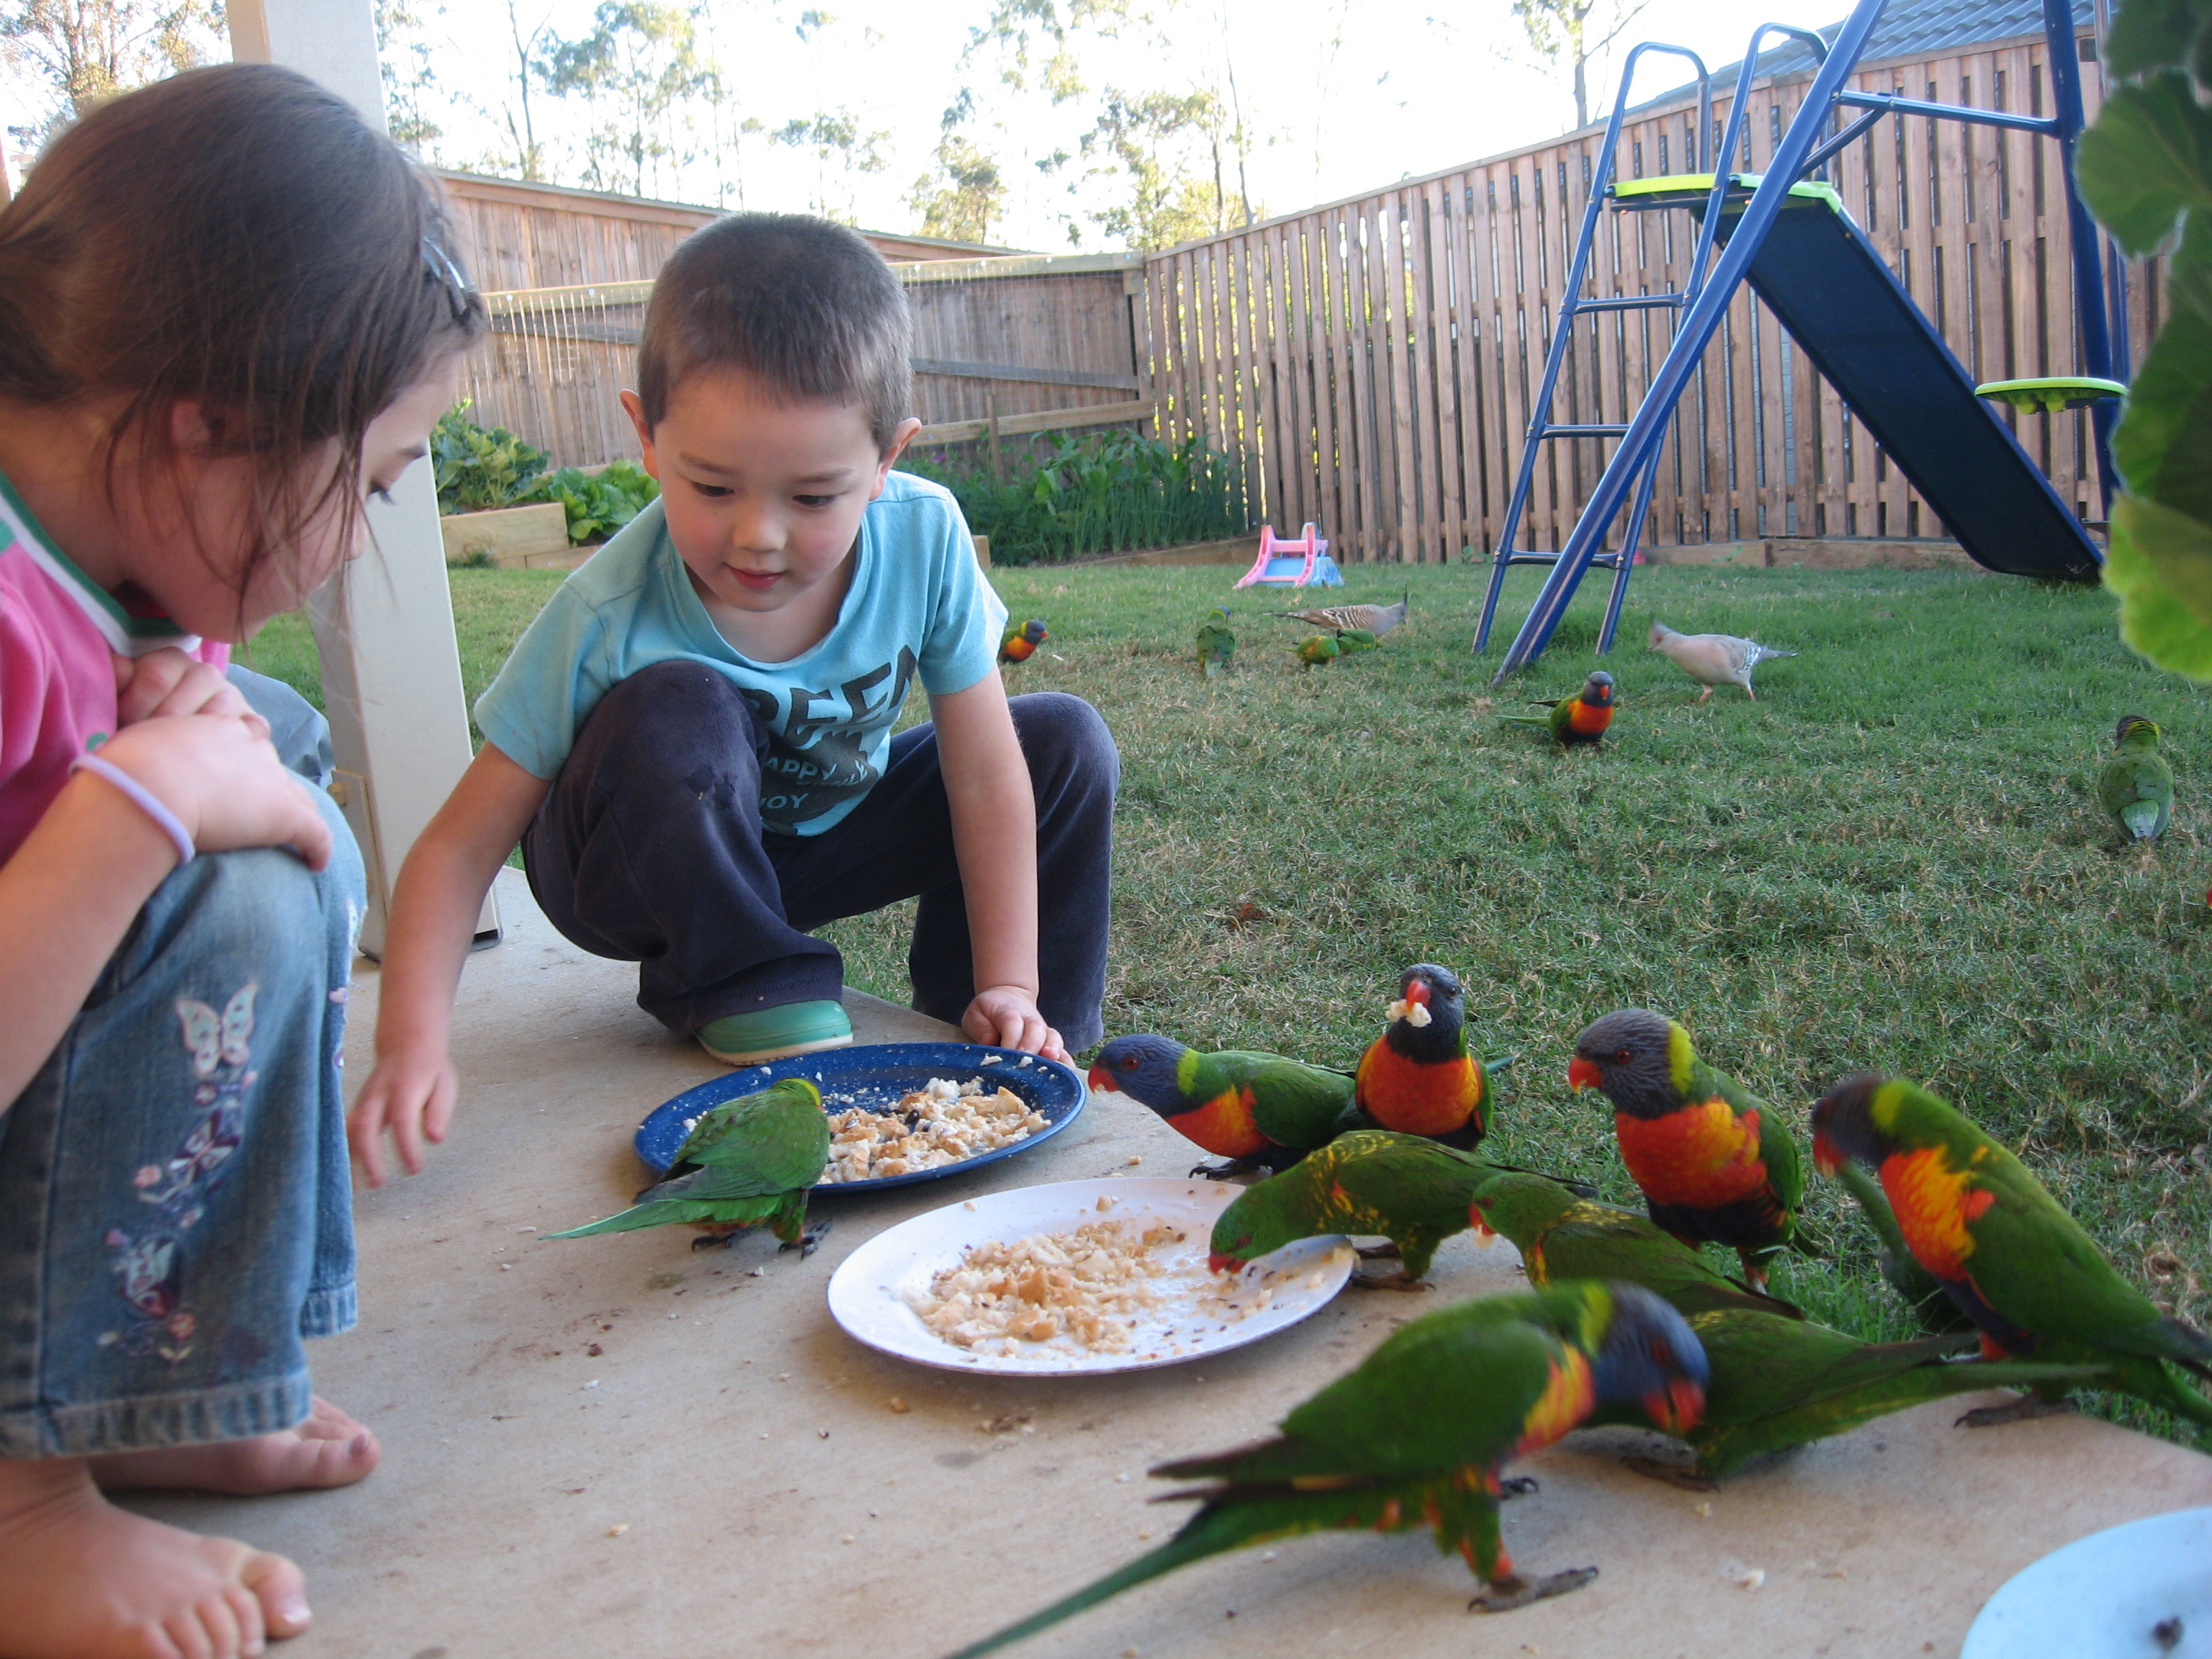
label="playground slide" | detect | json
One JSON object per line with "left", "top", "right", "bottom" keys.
{"left": 1703, "top": 188, "right": 2102, "bottom": 580}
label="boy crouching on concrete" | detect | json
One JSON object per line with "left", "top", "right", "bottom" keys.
{"left": 347, "top": 213, "right": 1117, "bottom": 1184}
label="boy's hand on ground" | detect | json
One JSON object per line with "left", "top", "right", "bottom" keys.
{"left": 94, "top": 716, "right": 333, "bottom": 869}
{"left": 963, "top": 986, "right": 1068, "bottom": 1064}
{"left": 349, "top": 1046, "right": 459, "bottom": 1187}
{"left": 113, "top": 648, "right": 266, "bottom": 734}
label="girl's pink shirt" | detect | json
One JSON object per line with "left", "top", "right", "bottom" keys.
{"left": 0, "top": 492, "right": 228, "bottom": 868}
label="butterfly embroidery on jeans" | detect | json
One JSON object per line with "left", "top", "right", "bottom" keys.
{"left": 176, "top": 983, "right": 256, "bottom": 1077}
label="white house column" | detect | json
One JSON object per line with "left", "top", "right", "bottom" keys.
{"left": 228, "top": 0, "right": 497, "bottom": 956}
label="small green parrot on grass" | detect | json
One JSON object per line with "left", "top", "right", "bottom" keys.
{"left": 1334, "top": 626, "right": 1380, "bottom": 653}
{"left": 1498, "top": 670, "right": 1615, "bottom": 745}
{"left": 936, "top": 1282, "right": 1711, "bottom": 1658}
{"left": 1196, "top": 606, "right": 1236, "bottom": 677}
{"left": 2097, "top": 714, "right": 2173, "bottom": 843}
{"left": 1465, "top": 1170, "right": 1803, "bottom": 1319}
{"left": 1297, "top": 632, "right": 1341, "bottom": 668}
{"left": 1813, "top": 1074, "right": 2212, "bottom": 1437}
{"left": 546, "top": 1078, "right": 832, "bottom": 1256}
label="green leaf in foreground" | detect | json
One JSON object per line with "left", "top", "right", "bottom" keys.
{"left": 2102, "top": 0, "right": 2212, "bottom": 84}
{"left": 2104, "top": 491, "right": 2212, "bottom": 680}
{"left": 2077, "top": 73, "right": 2212, "bottom": 254}
{"left": 2110, "top": 256, "right": 2212, "bottom": 523}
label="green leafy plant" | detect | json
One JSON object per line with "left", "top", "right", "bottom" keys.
{"left": 431, "top": 403, "right": 551, "bottom": 513}
{"left": 531, "top": 459, "right": 661, "bottom": 544}
{"left": 903, "top": 428, "right": 1250, "bottom": 565}
{"left": 2077, "top": 8, "right": 2212, "bottom": 679}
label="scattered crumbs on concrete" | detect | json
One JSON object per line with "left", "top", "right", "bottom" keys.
{"left": 777, "top": 1372, "right": 790, "bottom": 1380}
{"left": 500, "top": 1264, "right": 513, "bottom": 1271}
{"left": 582, "top": 1380, "right": 599, "bottom": 1390}
{"left": 1735, "top": 1568, "right": 1765, "bottom": 1591}
{"left": 1137, "top": 1529, "right": 1152, "bottom": 1542}
{"left": 1127, "top": 1156, "right": 1142, "bottom": 1166}
{"left": 818, "top": 1429, "right": 831, "bottom": 1439}
{"left": 517, "top": 1226, "right": 536, "bottom": 1233}
{"left": 585, "top": 1342, "right": 603, "bottom": 1357}
{"left": 606, "top": 1524, "right": 629, "bottom": 1537}
{"left": 1115, "top": 1473, "right": 1130, "bottom": 1483}
{"left": 1261, "top": 1550, "right": 1276, "bottom": 1562}
{"left": 841, "top": 1534, "right": 855, "bottom": 1545}
{"left": 888, "top": 1397, "right": 909, "bottom": 1413}
{"left": 1693, "top": 1501, "right": 1711, "bottom": 1518}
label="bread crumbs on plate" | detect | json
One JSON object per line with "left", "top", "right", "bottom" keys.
{"left": 822, "top": 1077, "right": 1046, "bottom": 1183}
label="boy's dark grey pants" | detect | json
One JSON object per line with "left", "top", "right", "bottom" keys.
{"left": 522, "top": 661, "right": 1116, "bottom": 1050}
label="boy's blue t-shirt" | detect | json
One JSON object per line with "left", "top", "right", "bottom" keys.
{"left": 474, "top": 471, "right": 1007, "bottom": 836}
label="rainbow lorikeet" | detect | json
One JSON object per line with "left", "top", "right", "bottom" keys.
{"left": 1196, "top": 607, "right": 1235, "bottom": 677}
{"left": 1465, "top": 1173, "right": 2095, "bottom": 1478}
{"left": 1812, "top": 1074, "right": 2212, "bottom": 1437}
{"left": 1829, "top": 1158, "right": 1975, "bottom": 1334}
{"left": 1208, "top": 1129, "right": 1501, "bottom": 1290}
{"left": 1568, "top": 1009, "right": 1818, "bottom": 1290}
{"left": 1088, "top": 1035, "right": 1359, "bottom": 1177}
{"left": 2098, "top": 714, "right": 2173, "bottom": 843}
{"left": 1497, "top": 670, "right": 1614, "bottom": 745}
{"left": 1355, "top": 963, "right": 1502, "bottom": 1151}
{"left": 546, "top": 1078, "right": 831, "bottom": 1256}
{"left": 936, "top": 1282, "right": 1710, "bottom": 1658}
{"left": 1465, "top": 1169, "right": 1802, "bottom": 1319}
{"left": 1335, "top": 627, "right": 1380, "bottom": 653}
{"left": 999, "top": 618, "right": 1048, "bottom": 663}
{"left": 1296, "top": 632, "right": 1341, "bottom": 667}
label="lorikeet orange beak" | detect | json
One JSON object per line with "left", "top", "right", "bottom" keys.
{"left": 1811, "top": 1128, "right": 1843, "bottom": 1175}
{"left": 1402, "top": 976, "right": 1431, "bottom": 1007}
{"left": 1566, "top": 1056, "right": 1604, "bottom": 1092}
{"left": 1647, "top": 1377, "right": 1706, "bottom": 1435}
{"left": 1087, "top": 1063, "right": 1118, "bottom": 1094}
{"left": 1207, "top": 1252, "right": 1245, "bottom": 1274}
{"left": 1466, "top": 1200, "right": 1496, "bottom": 1239}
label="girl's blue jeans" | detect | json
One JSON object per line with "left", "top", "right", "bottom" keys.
{"left": 0, "top": 668, "right": 363, "bottom": 1457}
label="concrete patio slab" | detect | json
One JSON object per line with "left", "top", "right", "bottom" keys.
{"left": 126, "top": 870, "right": 2212, "bottom": 1659}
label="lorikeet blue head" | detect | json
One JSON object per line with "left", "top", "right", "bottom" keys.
{"left": 1568, "top": 1007, "right": 1678, "bottom": 1119}
{"left": 1809, "top": 1072, "right": 1899, "bottom": 1175}
{"left": 1591, "top": 1282, "right": 1710, "bottom": 1434}
{"left": 1089, "top": 1035, "right": 1192, "bottom": 1115}
{"left": 2113, "top": 713, "right": 2160, "bottom": 749}
{"left": 1383, "top": 963, "right": 1466, "bottom": 1061}
{"left": 1579, "top": 670, "right": 1615, "bottom": 707}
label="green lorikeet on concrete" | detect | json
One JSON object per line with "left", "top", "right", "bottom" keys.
{"left": 1297, "top": 632, "right": 1341, "bottom": 668}
{"left": 1497, "top": 670, "right": 1614, "bottom": 745}
{"left": 936, "top": 1282, "right": 1711, "bottom": 1658}
{"left": 1465, "top": 1170, "right": 1803, "bottom": 1318}
{"left": 1207, "top": 1129, "right": 1499, "bottom": 1290}
{"left": 1355, "top": 963, "right": 1501, "bottom": 1151}
{"left": 1812, "top": 1074, "right": 2212, "bottom": 1437}
{"left": 546, "top": 1078, "right": 832, "bottom": 1256}
{"left": 1089, "top": 1035, "right": 1359, "bottom": 1177}
{"left": 1830, "top": 1159, "right": 1975, "bottom": 1334}
{"left": 2097, "top": 714, "right": 2173, "bottom": 842}
{"left": 999, "top": 618, "right": 1048, "bottom": 663}
{"left": 1569, "top": 1008, "right": 1818, "bottom": 1290}
{"left": 1196, "top": 607, "right": 1236, "bottom": 677}
{"left": 1596, "top": 1308, "right": 2101, "bottom": 1481}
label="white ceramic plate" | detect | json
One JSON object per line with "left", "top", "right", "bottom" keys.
{"left": 1961, "top": 1507, "right": 2212, "bottom": 1659}
{"left": 826, "top": 1177, "right": 1356, "bottom": 1375}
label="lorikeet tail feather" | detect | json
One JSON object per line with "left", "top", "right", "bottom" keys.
{"left": 1496, "top": 713, "right": 1552, "bottom": 727}
{"left": 935, "top": 1491, "right": 1360, "bottom": 1659}
{"left": 2121, "top": 801, "right": 2163, "bottom": 840}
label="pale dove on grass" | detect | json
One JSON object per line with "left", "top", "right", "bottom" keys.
{"left": 1647, "top": 621, "right": 1797, "bottom": 702}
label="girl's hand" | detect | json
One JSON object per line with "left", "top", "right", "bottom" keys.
{"left": 963, "top": 985, "right": 1069, "bottom": 1064}
{"left": 94, "top": 714, "right": 333, "bottom": 869}
{"left": 348, "top": 1042, "right": 458, "bottom": 1186}
{"left": 112, "top": 647, "right": 266, "bottom": 732}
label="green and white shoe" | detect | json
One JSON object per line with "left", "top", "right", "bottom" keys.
{"left": 694, "top": 999, "right": 853, "bottom": 1066}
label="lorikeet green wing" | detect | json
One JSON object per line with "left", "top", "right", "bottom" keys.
{"left": 1210, "top": 1130, "right": 1496, "bottom": 1285}
{"left": 1205, "top": 1051, "right": 1362, "bottom": 1151}
{"left": 1469, "top": 1172, "right": 1804, "bottom": 1318}
{"left": 543, "top": 1161, "right": 791, "bottom": 1237}
{"left": 2097, "top": 717, "right": 2172, "bottom": 842}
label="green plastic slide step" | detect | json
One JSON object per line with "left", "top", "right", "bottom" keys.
{"left": 1608, "top": 172, "right": 1845, "bottom": 213}
{"left": 1973, "top": 376, "right": 2128, "bottom": 413}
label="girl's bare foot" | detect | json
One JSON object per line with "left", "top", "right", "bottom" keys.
{"left": 89, "top": 1396, "right": 379, "bottom": 1495}
{"left": 0, "top": 1457, "right": 310, "bottom": 1659}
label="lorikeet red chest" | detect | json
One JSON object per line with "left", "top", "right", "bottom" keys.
{"left": 1615, "top": 1100, "right": 1771, "bottom": 1212}
{"left": 1356, "top": 1041, "right": 1485, "bottom": 1139}
{"left": 1879, "top": 1146, "right": 1995, "bottom": 1282}
{"left": 1169, "top": 1086, "right": 1269, "bottom": 1159}
{"left": 1563, "top": 698, "right": 1613, "bottom": 740}
{"left": 1511, "top": 1349, "right": 1597, "bottom": 1460}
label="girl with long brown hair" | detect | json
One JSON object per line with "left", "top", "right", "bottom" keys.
{"left": 0, "top": 63, "right": 482, "bottom": 1657}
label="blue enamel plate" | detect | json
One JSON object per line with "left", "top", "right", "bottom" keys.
{"left": 633, "top": 1042, "right": 1087, "bottom": 1192}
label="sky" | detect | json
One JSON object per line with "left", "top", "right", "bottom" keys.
{"left": 6, "top": 0, "right": 1820, "bottom": 246}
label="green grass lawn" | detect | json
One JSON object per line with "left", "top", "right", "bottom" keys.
{"left": 253, "top": 557, "right": 2212, "bottom": 1442}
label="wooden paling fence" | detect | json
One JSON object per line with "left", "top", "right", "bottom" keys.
{"left": 1142, "top": 30, "right": 2169, "bottom": 563}
{"left": 456, "top": 253, "right": 1154, "bottom": 472}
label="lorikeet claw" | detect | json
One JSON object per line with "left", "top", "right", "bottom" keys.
{"left": 1956, "top": 1392, "right": 2077, "bottom": 1430}
{"left": 1190, "top": 1159, "right": 1259, "bottom": 1181}
{"left": 1469, "top": 1567, "right": 1599, "bottom": 1611}
{"left": 1355, "top": 1241, "right": 1404, "bottom": 1261}
{"left": 1496, "top": 1476, "right": 1539, "bottom": 1499}
{"left": 781, "top": 1218, "right": 834, "bottom": 1259}
{"left": 1349, "top": 1268, "right": 1433, "bottom": 1291}
{"left": 1619, "top": 1453, "right": 1719, "bottom": 1492}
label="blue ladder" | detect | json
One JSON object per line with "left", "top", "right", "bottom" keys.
{"left": 1472, "top": 42, "right": 1720, "bottom": 658}
{"left": 1482, "top": 0, "right": 2121, "bottom": 680}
